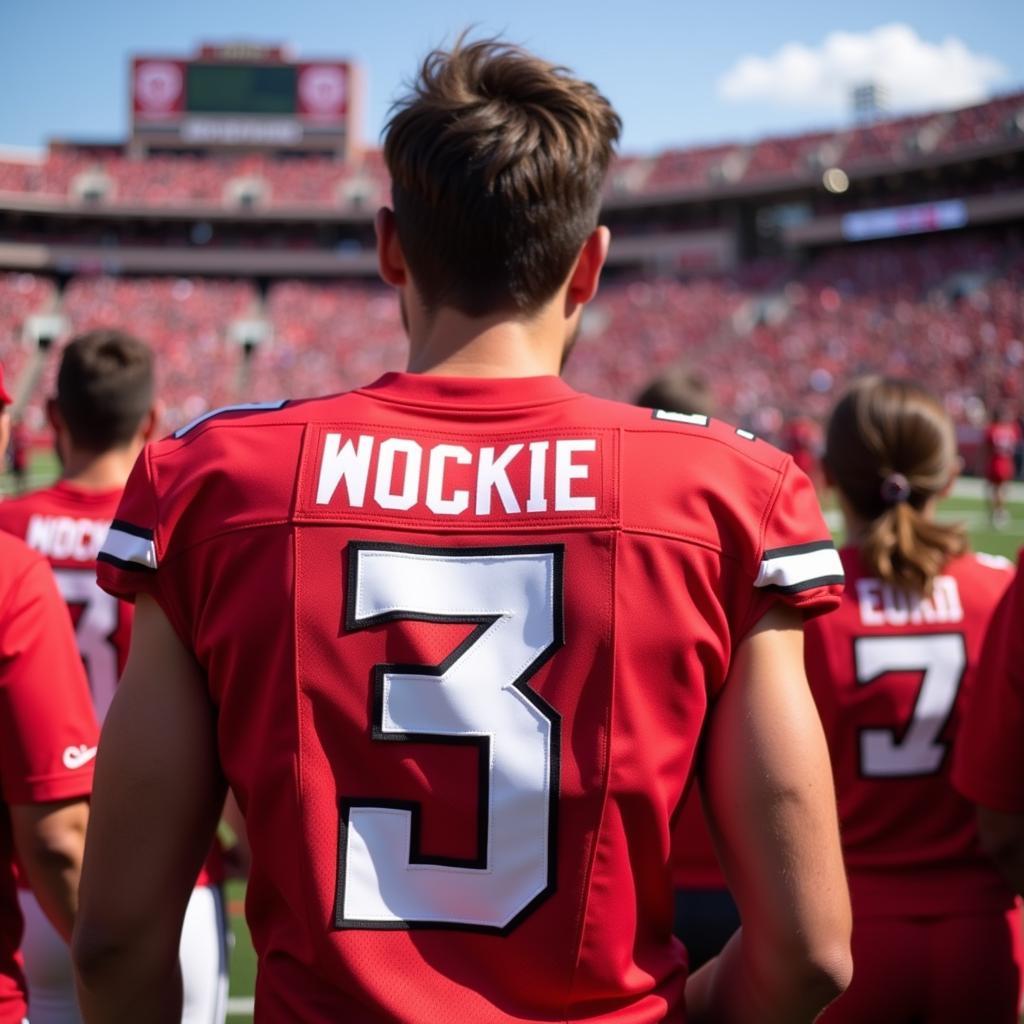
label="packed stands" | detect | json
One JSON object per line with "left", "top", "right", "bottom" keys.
{"left": 2, "top": 229, "right": 1020, "bottom": 465}
{"left": 1, "top": 90, "right": 1019, "bottom": 210}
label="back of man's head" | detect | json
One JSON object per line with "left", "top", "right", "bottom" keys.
{"left": 384, "top": 36, "right": 621, "bottom": 318}
{"left": 56, "top": 329, "right": 155, "bottom": 453}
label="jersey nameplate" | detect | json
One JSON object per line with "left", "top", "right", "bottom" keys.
{"left": 25, "top": 514, "right": 112, "bottom": 562}
{"left": 296, "top": 427, "right": 613, "bottom": 523}
{"left": 856, "top": 576, "right": 964, "bottom": 627}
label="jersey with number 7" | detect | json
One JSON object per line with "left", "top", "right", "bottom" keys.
{"left": 803, "top": 546, "right": 1017, "bottom": 918}
{"left": 97, "top": 372, "right": 843, "bottom": 1023}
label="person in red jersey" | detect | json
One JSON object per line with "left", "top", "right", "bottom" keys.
{"left": 781, "top": 415, "right": 823, "bottom": 493}
{"left": 0, "top": 363, "right": 98, "bottom": 1024}
{"left": 635, "top": 367, "right": 739, "bottom": 971}
{"left": 0, "top": 332, "right": 229, "bottom": 1024}
{"left": 804, "top": 376, "right": 1022, "bottom": 1023}
{"left": 74, "top": 38, "right": 852, "bottom": 1023}
{"left": 953, "top": 552, "right": 1024, "bottom": 897}
{"left": 984, "top": 405, "right": 1020, "bottom": 528}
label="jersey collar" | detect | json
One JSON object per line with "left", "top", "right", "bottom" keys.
{"left": 359, "top": 372, "right": 580, "bottom": 409}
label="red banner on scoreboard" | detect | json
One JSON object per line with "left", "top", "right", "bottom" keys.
{"left": 296, "top": 63, "right": 349, "bottom": 122}
{"left": 133, "top": 59, "right": 187, "bottom": 119}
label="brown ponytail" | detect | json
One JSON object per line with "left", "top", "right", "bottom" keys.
{"left": 824, "top": 376, "right": 967, "bottom": 594}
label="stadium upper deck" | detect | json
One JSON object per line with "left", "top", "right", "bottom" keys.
{"left": 0, "top": 89, "right": 1020, "bottom": 210}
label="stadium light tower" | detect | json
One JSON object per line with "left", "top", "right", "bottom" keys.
{"left": 852, "top": 83, "right": 888, "bottom": 124}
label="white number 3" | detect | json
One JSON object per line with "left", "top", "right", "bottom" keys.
{"left": 336, "top": 543, "right": 563, "bottom": 932}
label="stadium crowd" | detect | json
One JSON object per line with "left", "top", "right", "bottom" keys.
{"left": 0, "top": 88, "right": 1020, "bottom": 207}
{"left": 2, "top": 229, "right": 1020, "bottom": 458}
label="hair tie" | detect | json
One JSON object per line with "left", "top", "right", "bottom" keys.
{"left": 880, "top": 472, "right": 911, "bottom": 505}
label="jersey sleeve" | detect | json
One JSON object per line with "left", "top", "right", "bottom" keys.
{"left": 953, "top": 558, "right": 1024, "bottom": 813}
{"left": 0, "top": 556, "right": 99, "bottom": 804}
{"left": 739, "top": 457, "right": 844, "bottom": 636}
{"left": 96, "top": 446, "right": 161, "bottom": 604}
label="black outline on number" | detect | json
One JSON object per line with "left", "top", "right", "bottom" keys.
{"left": 854, "top": 631, "right": 967, "bottom": 780}
{"left": 334, "top": 540, "right": 564, "bottom": 934}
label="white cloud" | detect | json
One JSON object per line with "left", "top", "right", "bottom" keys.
{"left": 717, "top": 24, "right": 1010, "bottom": 114}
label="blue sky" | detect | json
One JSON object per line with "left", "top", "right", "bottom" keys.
{"left": 2, "top": 0, "right": 1022, "bottom": 156}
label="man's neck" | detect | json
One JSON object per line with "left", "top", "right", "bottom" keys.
{"left": 61, "top": 447, "right": 139, "bottom": 492}
{"left": 405, "top": 302, "right": 569, "bottom": 378}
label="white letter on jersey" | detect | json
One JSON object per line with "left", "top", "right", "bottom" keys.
{"left": 555, "top": 439, "right": 597, "bottom": 512}
{"left": 374, "top": 438, "right": 422, "bottom": 511}
{"left": 526, "top": 441, "right": 549, "bottom": 513}
{"left": 317, "top": 434, "right": 374, "bottom": 507}
{"left": 476, "top": 445, "right": 523, "bottom": 515}
{"left": 425, "top": 445, "right": 471, "bottom": 515}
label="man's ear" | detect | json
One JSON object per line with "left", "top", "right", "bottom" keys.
{"left": 567, "top": 226, "right": 611, "bottom": 306}
{"left": 140, "top": 402, "right": 163, "bottom": 443}
{"left": 46, "top": 398, "right": 63, "bottom": 434}
{"left": 375, "top": 207, "right": 407, "bottom": 288}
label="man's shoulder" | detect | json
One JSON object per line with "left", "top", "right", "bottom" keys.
{"left": 0, "top": 530, "right": 46, "bottom": 588}
{"left": 617, "top": 404, "right": 797, "bottom": 538}
{"left": 149, "top": 393, "right": 357, "bottom": 475}
{"left": 0, "top": 485, "right": 63, "bottom": 532}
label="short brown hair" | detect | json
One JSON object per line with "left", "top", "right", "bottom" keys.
{"left": 56, "top": 329, "right": 154, "bottom": 452}
{"left": 635, "top": 364, "right": 714, "bottom": 418}
{"left": 383, "top": 36, "right": 621, "bottom": 317}
{"left": 824, "top": 376, "right": 966, "bottom": 594}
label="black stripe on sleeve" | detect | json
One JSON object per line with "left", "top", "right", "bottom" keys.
{"left": 760, "top": 573, "right": 845, "bottom": 595}
{"left": 762, "top": 539, "right": 836, "bottom": 560}
{"left": 97, "top": 551, "right": 157, "bottom": 574}
{"left": 110, "top": 519, "right": 154, "bottom": 541}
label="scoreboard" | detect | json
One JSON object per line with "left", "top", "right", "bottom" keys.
{"left": 132, "top": 44, "right": 358, "bottom": 155}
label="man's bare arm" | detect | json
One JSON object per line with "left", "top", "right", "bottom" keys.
{"left": 11, "top": 798, "right": 89, "bottom": 942}
{"left": 72, "top": 595, "right": 225, "bottom": 1023}
{"left": 685, "top": 605, "right": 852, "bottom": 1023}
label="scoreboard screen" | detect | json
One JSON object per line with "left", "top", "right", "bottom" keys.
{"left": 186, "top": 64, "right": 298, "bottom": 115}
{"left": 132, "top": 48, "right": 355, "bottom": 153}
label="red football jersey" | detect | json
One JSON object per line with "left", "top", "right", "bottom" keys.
{"left": 954, "top": 549, "right": 1024, "bottom": 814}
{"left": 670, "top": 792, "right": 724, "bottom": 890}
{"left": 0, "top": 482, "right": 131, "bottom": 720}
{"left": 986, "top": 422, "right": 1021, "bottom": 460}
{"left": 0, "top": 533, "right": 99, "bottom": 1023}
{"left": 805, "top": 546, "right": 1017, "bottom": 918}
{"left": 97, "top": 373, "right": 842, "bottom": 1023}
{"left": 0, "top": 481, "right": 223, "bottom": 888}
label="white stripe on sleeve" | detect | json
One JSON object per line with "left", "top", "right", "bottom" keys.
{"left": 755, "top": 543, "right": 843, "bottom": 593}
{"left": 100, "top": 526, "right": 158, "bottom": 571}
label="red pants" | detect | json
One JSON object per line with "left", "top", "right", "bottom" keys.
{"left": 820, "top": 907, "right": 1023, "bottom": 1023}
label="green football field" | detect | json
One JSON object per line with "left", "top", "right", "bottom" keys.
{"left": 4, "top": 452, "right": 1024, "bottom": 1018}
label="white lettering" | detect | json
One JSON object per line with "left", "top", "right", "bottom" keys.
{"left": 311, "top": 433, "right": 601, "bottom": 518}
{"left": 882, "top": 585, "right": 910, "bottom": 627}
{"left": 26, "top": 515, "right": 56, "bottom": 555}
{"left": 476, "top": 445, "right": 523, "bottom": 515}
{"left": 857, "top": 575, "right": 963, "bottom": 627}
{"left": 375, "top": 438, "right": 422, "bottom": 511}
{"left": 317, "top": 434, "right": 374, "bottom": 506}
{"left": 25, "top": 515, "right": 109, "bottom": 561}
{"left": 555, "top": 439, "right": 597, "bottom": 512}
{"left": 527, "top": 442, "right": 549, "bottom": 513}
{"left": 426, "top": 445, "right": 471, "bottom": 515}
{"left": 857, "top": 579, "right": 885, "bottom": 626}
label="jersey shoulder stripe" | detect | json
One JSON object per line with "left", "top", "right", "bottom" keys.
{"left": 755, "top": 540, "right": 844, "bottom": 594}
{"left": 173, "top": 400, "right": 289, "bottom": 439}
{"left": 98, "top": 520, "right": 157, "bottom": 573}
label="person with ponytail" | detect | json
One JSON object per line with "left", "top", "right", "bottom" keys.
{"left": 805, "top": 376, "right": 1023, "bottom": 1022}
